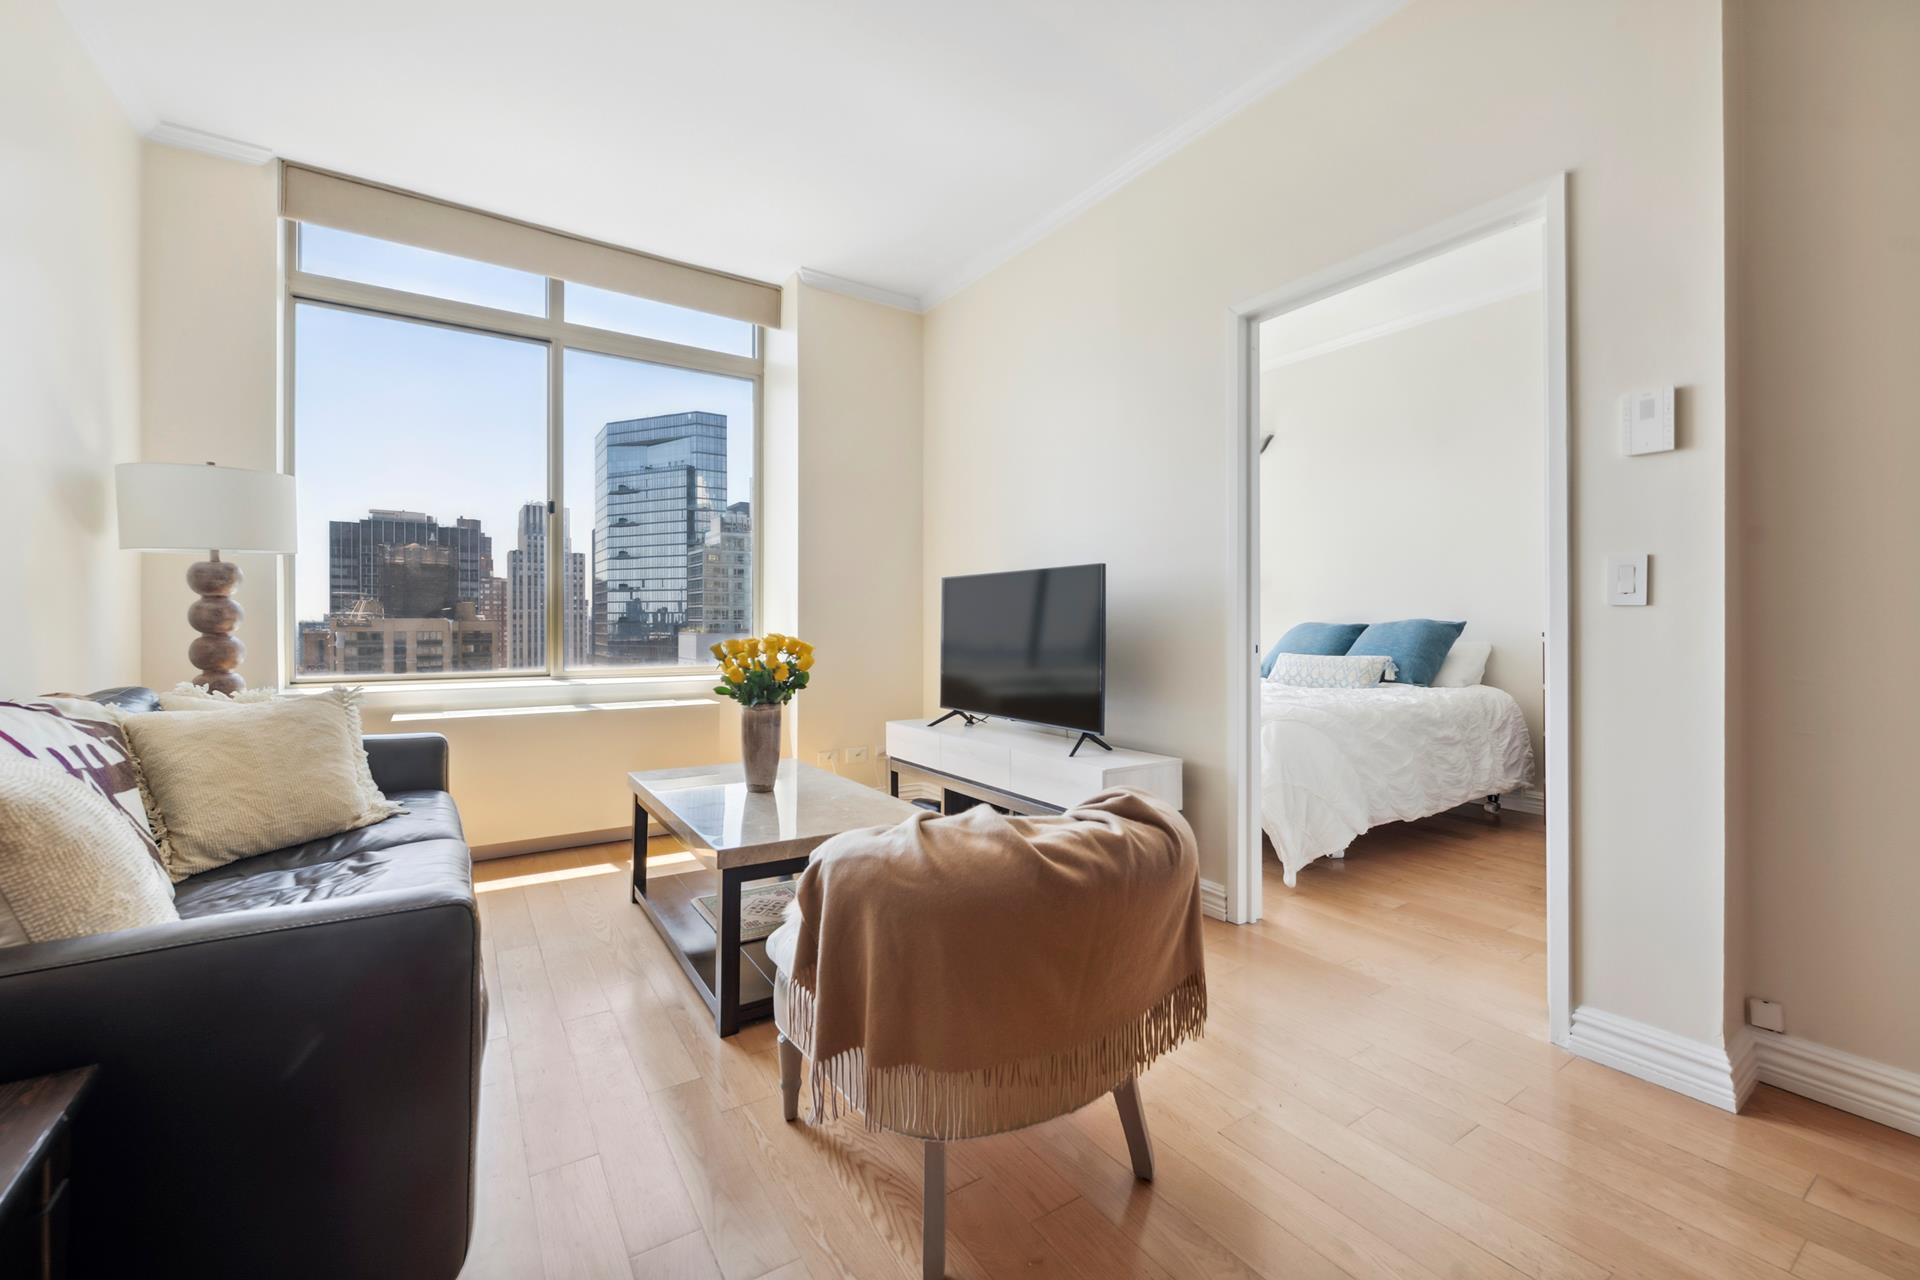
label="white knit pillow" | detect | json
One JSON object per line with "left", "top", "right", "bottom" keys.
{"left": 124, "top": 688, "right": 401, "bottom": 881}
{"left": 1265, "top": 653, "right": 1398, "bottom": 688}
{"left": 0, "top": 758, "right": 179, "bottom": 947}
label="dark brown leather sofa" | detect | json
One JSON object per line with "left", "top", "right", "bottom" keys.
{"left": 0, "top": 687, "right": 484, "bottom": 1278}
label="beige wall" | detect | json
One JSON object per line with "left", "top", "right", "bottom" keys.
{"left": 1259, "top": 292, "right": 1546, "bottom": 766}
{"left": 923, "top": 0, "right": 1734, "bottom": 1044}
{"left": 0, "top": 0, "right": 143, "bottom": 695}
{"left": 766, "top": 280, "right": 926, "bottom": 788}
{"left": 1735, "top": 0, "right": 1920, "bottom": 1072}
{"left": 137, "top": 144, "right": 283, "bottom": 691}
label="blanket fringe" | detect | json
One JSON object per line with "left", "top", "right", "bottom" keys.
{"left": 786, "top": 971, "right": 1207, "bottom": 1140}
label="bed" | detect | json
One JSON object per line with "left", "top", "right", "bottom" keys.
{"left": 1259, "top": 679, "right": 1535, "bottom": 886}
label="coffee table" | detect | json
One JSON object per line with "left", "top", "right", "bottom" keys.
{"left": 629, "top": 760, "right": 918, "bottom": 1036}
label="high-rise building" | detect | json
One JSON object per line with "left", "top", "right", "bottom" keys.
{"left": 592, "top": 411, "right": 728, "bottom": 664}
{"left": 301, "top": 602, "right": 500, "bottom": 676}
{"left": 328, "top": 509, "right": 495, "bottom": 615}
{"left": 686, "top": 501, "right": 752, "bottom": 638}
{"left": 375, "top": 543, "right": 457, "bottom": 619}
{"left": 506, "top": 501, "right": 588, "bottom": 668}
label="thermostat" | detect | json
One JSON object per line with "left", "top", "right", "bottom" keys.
{"left": 1620, "top": 388, "right": 1675, "bottom": 455}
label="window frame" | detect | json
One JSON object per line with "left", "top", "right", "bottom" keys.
{"left": 280, "top": 220, "right": 763, "bottom": 686}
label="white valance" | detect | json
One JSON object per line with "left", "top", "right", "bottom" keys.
{"left": 280, "top": 163, "right": 782, "bottom": 329}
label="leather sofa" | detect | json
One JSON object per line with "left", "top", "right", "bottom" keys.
{"left": 0, "top": 687, "right": 484, "bottom": 1278}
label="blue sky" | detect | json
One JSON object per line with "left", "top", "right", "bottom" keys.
{"left": 291, "top": 230, "right": 754, "bottom": 623}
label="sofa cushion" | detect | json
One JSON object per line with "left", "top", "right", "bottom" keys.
{"left": 171, "top": 791, "right": 466, "bottom": 918}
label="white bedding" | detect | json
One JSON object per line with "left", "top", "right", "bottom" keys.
{"left": 1259, "top": 681, "right": 1535, "bottom": 886}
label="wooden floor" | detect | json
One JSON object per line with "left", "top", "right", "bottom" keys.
{"left": 461, "top": 812, "right": 1920, "bottom": 1280}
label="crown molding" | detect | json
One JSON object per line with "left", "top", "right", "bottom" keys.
{"left": 796, "top": 268, "right": 923, "bottom": 315}
{"left": 54, "top": 0, "right": 156, "bottom": 131}
{"left": 919, "top": 0, "right": 1407, "bottom": 310}
{"left": 146, "top": 121, "right": 275, "bottom": 166}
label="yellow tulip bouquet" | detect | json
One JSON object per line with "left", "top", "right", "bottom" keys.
{"left": 711, "top": 633, "right": 814, "bottom": 707}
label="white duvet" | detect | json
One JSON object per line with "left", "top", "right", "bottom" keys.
{"left": 1260, "top": 681, "right": 1535, "bottom": 886}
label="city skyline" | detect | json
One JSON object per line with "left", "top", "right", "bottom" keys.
{"left": 290, "top": 301, "right": 756, "bottom": 630}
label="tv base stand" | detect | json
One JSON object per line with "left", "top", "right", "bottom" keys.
{"left": 1069, "top": 731, "right": 1112, "bottom": 758}
{"left": 885, "top": 719, "right": 1182, "bottom": 815}
{"left": 926, "top": 708, "right": 986, "bottom": 729}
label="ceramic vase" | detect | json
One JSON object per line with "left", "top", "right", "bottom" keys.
{"left": 741, "top": 703, "right": 781, "bottom": 792}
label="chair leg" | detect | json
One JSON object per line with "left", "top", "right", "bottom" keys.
{"left": 778, "top": 1035, "right": 802, "bottom": 1123}
{"left": 922, "top": 1140, "right": 946, "bottom": 1279}
{"left": 1113, "top": 1076, "right": 1155, "bottom": 1181}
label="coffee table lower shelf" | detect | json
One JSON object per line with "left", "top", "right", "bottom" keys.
{"left": 630, "top": 799, "right": 807, "bottom": 1037}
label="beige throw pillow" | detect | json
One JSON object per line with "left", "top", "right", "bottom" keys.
{"left": 0, "top": 757, "right": 180, "bottom": 947}
{"left": 124, "top": 688, "right": 401, "bottom": 881}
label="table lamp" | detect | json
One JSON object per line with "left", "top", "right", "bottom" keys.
{"left": 116, "top": 462, "right": 297, "bottom": 694}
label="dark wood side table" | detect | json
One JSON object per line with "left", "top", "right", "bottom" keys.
{"left": 0, "top": 1067, "right": 95, "bottom": 1280}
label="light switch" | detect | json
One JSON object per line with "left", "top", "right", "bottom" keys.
{"left": 1607, "top": 554, "right": 1649, "bottom": 607}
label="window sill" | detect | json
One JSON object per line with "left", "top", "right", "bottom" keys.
{"left": 389, "top": 697, "right": 717, "bottom": 724}
{"left": 287, "top": 672, "right": 730, "bottom": 719}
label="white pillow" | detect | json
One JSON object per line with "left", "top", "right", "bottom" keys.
{"left": 1432, "top": 640, "right": 1494, "bottom": 688}
{"left": 0, "top": 758, "right": 179, "bottom": 947}
{"left": 1266, "top": 653, "right": 1397, "bottom": 688}
{"left": 123, "top": 688, "right": 400, "bottom": 881}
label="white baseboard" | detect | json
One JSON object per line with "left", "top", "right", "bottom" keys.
{"left": 472, "top": 826, "right": 627, "bottom": 861}
{"left": 1200, "top": 878, "right": 1227, "bottom": 922}
{"left": 1751, "top": 1030, "right": 1920, "bottom": 1139}
{"left": 1501, "top": 787, "right": 1545, "bottom": 816}
{"left": 1568, "top": 1005, "right": 1747, "bottom": 1113}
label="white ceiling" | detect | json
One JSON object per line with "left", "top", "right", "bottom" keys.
{"left": 1259, "top": 220, "right": 1544, "bottom": 368}
{"left": 58, "top": 0, "right": 1400, "bottom": 308}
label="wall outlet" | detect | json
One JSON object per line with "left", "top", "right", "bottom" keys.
{"left": 1747, "top": 997, "right": 1785, "bottom": 1034}
{"left": 815, "top": 750, "right": 837, "bottom": 771}
{"left": 844, "top": 745, "right": 870, "bottom": 766}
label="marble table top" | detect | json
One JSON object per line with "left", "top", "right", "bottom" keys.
{"left": 628, "top": 761, "right": 919, "bottom": 869}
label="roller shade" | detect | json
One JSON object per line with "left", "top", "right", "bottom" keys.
{"left": 280, "top": 163, "right": 782, "bottom": 329}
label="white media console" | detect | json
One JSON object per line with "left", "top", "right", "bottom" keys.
{"left": 884, "top": 718, "right": 1183, "bottom": 815}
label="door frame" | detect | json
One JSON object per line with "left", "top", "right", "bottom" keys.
{"left": 1222, "top": 174, "right": 1572, "bottom": 1044}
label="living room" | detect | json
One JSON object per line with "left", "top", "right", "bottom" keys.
{"left": 5, "top": 1, "right": 1918, "bottom": 1277}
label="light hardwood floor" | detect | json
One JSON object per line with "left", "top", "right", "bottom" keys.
{"left": 460, "top": 812, "right": 1920, "bottom": 1280}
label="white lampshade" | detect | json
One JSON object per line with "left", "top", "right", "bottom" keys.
{"left": 116, "top": 462, "right": 297, "bottom": 554}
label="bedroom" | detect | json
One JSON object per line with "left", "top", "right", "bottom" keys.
{"left": 1251, "top": 217, "right": 1552, "bottom": 1023}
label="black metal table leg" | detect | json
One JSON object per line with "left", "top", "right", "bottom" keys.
{"left": 716, "top": 867, "right": 744, "bottom": 1037}
{"left": 631, "top": 797, "right": 649, "bottom": 903}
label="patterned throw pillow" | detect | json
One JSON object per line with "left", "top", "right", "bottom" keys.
{"left": 0, "top": 757, "right": 179, "bottom": 947}
{"left": 1265, "top": 653, "right": 1398, "bottom": 688}
{"left": 0, "top": 698, "right": 166, "bottom": 870}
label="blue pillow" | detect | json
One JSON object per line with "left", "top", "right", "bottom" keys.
{"left": 1260, "top": 622, "right": 1367, "bottom": 677}
{"left": 1347, "top": 619, "right": 1466, "bottom": 687}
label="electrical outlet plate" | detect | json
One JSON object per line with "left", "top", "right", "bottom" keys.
{"left": 1747, "top": 997, "right": 1785, "bottom": 1033}
{"left": 845, "top": 745, "right": 870, "bottom": 764}
{"left": 815, "top": 750, "right": 837, "bottom": 769}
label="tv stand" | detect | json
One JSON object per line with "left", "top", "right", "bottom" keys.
{"left": 926, "top": 708, "right": 987, "bottom": 729}
{"left": 1069, "top": 731, "right": 1112, "bottom": 758}
{"left": 885, "top": 719, "right": 1181, "bottom": 815}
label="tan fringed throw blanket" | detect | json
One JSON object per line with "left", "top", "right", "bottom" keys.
{"left": 782, "top": 787, "right": 1206, "bottom": 1140}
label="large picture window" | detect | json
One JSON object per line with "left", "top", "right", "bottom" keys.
{"left": 287, "top": 223, "right": 760, "bottom": 681}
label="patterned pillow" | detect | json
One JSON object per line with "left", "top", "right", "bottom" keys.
{"left": 0, "top": 698, "right": 166, "bottom": 870}
{"left": 1265, "top": 653, "right": 1397, "bottom": 688}
{"left": 0, "top": 757, "right": 179, "bottom": 947}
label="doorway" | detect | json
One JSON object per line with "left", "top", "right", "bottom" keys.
{"left": 1223, "top": 178, "right": 1571, "bottom": 1042}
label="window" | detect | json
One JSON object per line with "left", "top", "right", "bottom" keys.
{"left": 298, "top": 225, "right": 547, "bottom": 316}
{"left": 288, "top": 223, "right": 760, "bottom": 682}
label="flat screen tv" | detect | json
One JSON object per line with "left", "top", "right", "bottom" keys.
{"left": 938, "top": 564, "right": 1106, "bottom": 738}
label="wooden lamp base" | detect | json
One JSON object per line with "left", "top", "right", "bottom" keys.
{"left": 187, "top": 551, "right": 245, "bottom": 694}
